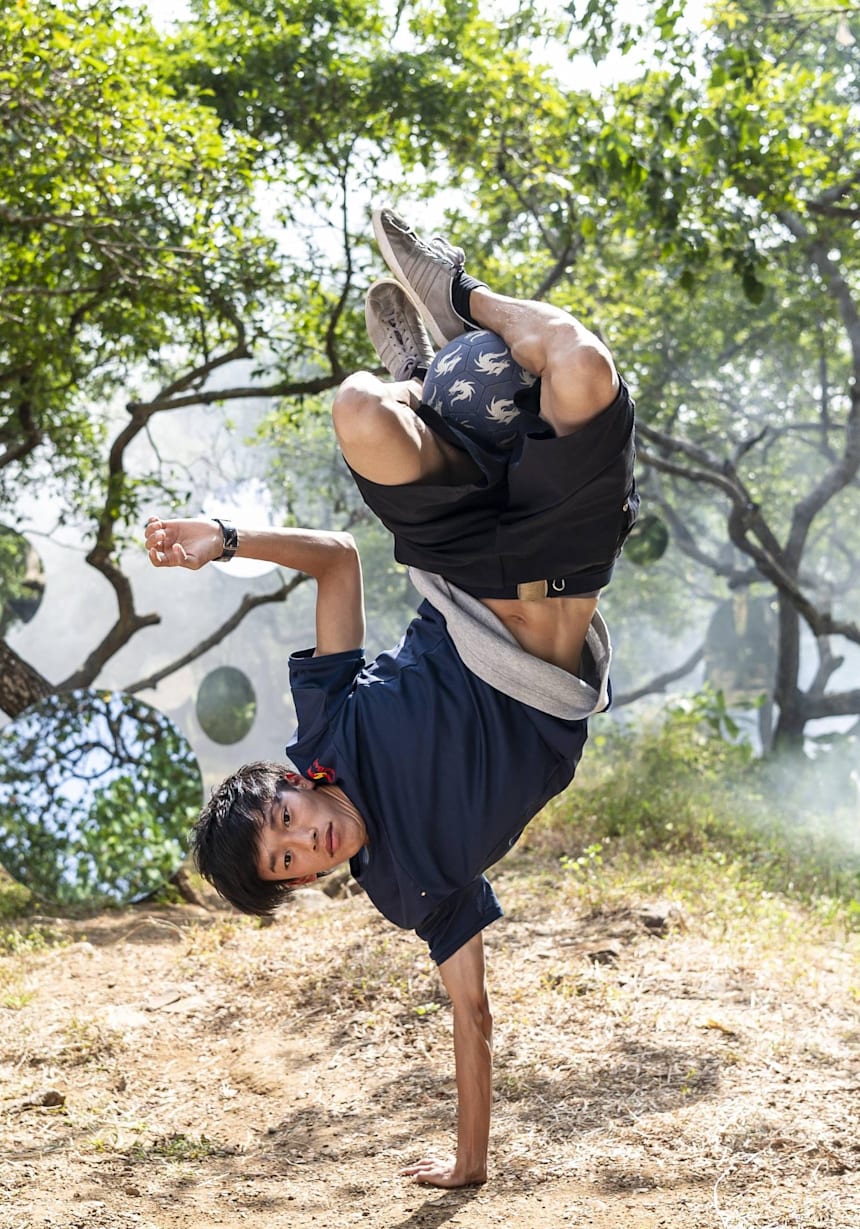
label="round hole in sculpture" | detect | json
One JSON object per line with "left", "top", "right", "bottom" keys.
{"left": 624, "top": 514, "right": 670, "bottom": 565}
{"left": 0, "top": 525, "right": 45, "bottom": 636}
{"left": 196, "top": 666, "right": 257, "bottom": 745}
{"left": 0, "top": 690, "right": 201, "bottom": 907}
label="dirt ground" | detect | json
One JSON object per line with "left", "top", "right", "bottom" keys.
{"left": 1, "top": 846, "right": 859, "bottom": 1229}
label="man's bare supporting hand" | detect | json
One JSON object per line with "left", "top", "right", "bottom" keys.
{"left": 402, "top": 932, "right": 492, "bottom": 1188}
{"left": 144, "top": 519, "right": 365, "bottom": 657}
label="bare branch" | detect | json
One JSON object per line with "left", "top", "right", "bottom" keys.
{"left": 773, "top": 211, "right": 860, "bottom": 565}
{"left": 780, "top": 210, "right": 860, "bottom": 358}
{"left": 124, "top": 572, "right": 310, "bottom": 695}
{"left": 807, "top": 640, "right": 844, "bottom": 698}
{"left": 725, "top": 502, "right": 860, "bottom": 643}
{"left": 133, "top": 306, "right": 252, "bottom": 412}
{"left": 613, "top": 644, "right": 705, "bottom": 708}
{"left": 637, "top": 422, "right": 739, "bottom": 482}
{"left": 127, "top": 372, "right": 342, "bottom": 415}
{"left": 0, "top": 283, "right": 110, "bottom": 300}
{"left": 646, "top": 491, "right": 755, "bottom": 586}
{"left": 60, "top": 389, "right": 235, "bottom": 686}
{"left": 321, "top": 166, "right": 355, "bottom": 381}
{"left": 814, "top": 173, "right": 860, "bottom": 207}
{"left": 805, "top": 203, "right": 860, "bottom": 221}
{"left": 636, "top": 439, "right": 742, "bottom": 502}
{"left": 805, "top": 173, "right": 860, "bottom": 220}
{"left": 804, "top": 688, "right": 860, "bottom": 720}
{"left": 57, "top": 607, "right": 162, "bottom": 692}
{"left": 0, "top": 397, "right": 42, "bottom": 471}
{"left": 731, "top": 426, "right": 768, "bottom": 466}
{"left": 639, "top": 440, "right": 860, "bottom": 646}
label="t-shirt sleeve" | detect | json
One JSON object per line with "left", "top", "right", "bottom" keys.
{"left": 415, "top": 876, "right": 503, "bottom": 965}
{"left": 287, "top": 647, "right": 365, "bottom": 768}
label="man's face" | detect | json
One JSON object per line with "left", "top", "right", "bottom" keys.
{"left": 254, "top": 777, "right": 366, "bottom": 887}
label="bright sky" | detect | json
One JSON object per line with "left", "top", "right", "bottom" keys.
{"left": 141, "top": 0, "right": 709, "bottom": 100}
{"left": 146, "top": 0, "right": 192, "bottom": 24}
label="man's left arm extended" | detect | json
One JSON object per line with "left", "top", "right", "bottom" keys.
{"left": 144, "top": 518, "right": 365, "bottom": 656}
{"left": 402, "top": 931, "right": 492, "bottom": 1187}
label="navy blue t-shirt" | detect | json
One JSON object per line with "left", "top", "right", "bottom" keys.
{"left": 286, "top": 600, "right": 589, "bottom": 964}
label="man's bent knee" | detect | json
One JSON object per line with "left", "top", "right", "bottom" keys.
{"left": 331, "top": 371, "right": 390, "bottom": 450}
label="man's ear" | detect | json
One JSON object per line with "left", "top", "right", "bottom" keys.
{"left": 287, "top": 874, "right": 317, "bottom": 887}
{"left": 282, "top": 771, "right": 314, "bottom": 790}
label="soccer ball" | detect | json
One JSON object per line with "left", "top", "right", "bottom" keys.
{"left": 422, "top": 330, "right": 537, "bottom": 450}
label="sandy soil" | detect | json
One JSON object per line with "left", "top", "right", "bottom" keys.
{"left": 1, "top": 848, "right": 859, "bottom": 1229}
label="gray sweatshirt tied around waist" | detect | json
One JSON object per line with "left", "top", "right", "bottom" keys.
{"left": 409, "top": 568, "right": 611, "bottom": 721}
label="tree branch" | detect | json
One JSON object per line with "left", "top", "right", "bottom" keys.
{"left": 532, "top": 234, "right": 581, "bottom": 300}
{"left": 803, "top": 688, "right": 860, "bottom": 721}
{"left": 638, "top": 441, "right": 860, "bottom": 646}
{"left": 612, "top": 644, "right": 705, "bottom": 707}
{"left": 322, "top": 165, "right": 355, "bottom": 381}
{"left": 650, "top": 493, "right": 755, "bottom": 586}
{"left": 126, "top": 371, "right": 343, "bottom": 415}
{"left": 807, "top": 640, "right": 844, "bottom": 699}
{"left": 0, "top": 397, "right": 42, "bottom": 471}
{"left": 805, "top": 172, "right": 860, "bottom": 219}
{"left": 123, "top": 572, "right": 310, "bottom": 695}
{"left": 772, "top": 211, "right": 860, "bottom": 566}
{"left": 57, "top": 608, "right": 162, "bottom": 693}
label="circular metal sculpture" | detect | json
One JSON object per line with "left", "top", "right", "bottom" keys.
{"left": 196, "top": 665, "right": 257, "bottom": 745}
{"left": 0, "top": 525, "right": 45, "bottom": 636}
{"left": 0, "top": 690, "right": 202, "bottom": 906}
{"left": 623, "top": 513, "right": 670, "bottom": 565}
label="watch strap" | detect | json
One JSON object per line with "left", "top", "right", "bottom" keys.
{"left": 212, "top": 518, "right": 238, "bottom": 562}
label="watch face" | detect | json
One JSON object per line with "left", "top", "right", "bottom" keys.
{"left": 203, "top": 484, "right": 278, "bottom": 578}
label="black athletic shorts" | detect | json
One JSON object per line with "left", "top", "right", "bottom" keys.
{"left": 347, "top": 376, "right": 639, "bottom": 600}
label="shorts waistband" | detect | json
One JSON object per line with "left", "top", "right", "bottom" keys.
{"left": 458, "top": 563, "right": 614, "bottom": 601}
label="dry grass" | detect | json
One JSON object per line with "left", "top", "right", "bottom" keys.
{"left": 0, "top": 827, "right": 858, "bottom": 1229}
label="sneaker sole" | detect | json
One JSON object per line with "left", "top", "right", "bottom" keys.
{"left": 372, "top": 207, "right": 456, "bottom": 349}
{"left": 364, "top": 278, "right": 434, "bottom": 380}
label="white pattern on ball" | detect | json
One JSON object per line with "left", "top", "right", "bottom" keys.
{"left": 423, "top": 330, "right": 536, "bottom": 450}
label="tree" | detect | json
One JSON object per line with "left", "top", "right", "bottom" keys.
{"left": 390, "top": 0, "right": 860, "bottom": 750}
{"left": 3, "top": 0, "right": 857, "bottom": 766}
{"left": 612, "top": 0, "right": 860, "bottom": 747}
{"left": 0, "top": 0, "right": 567, "bottom": 729}
{"left": 0, "top": 0, "right": 412, "bottom": 717}
{"left": 0, "top": 0, "right": 290, "bottom": 714}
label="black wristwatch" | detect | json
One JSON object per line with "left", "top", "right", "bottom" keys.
{"left": 212, "top": 518, "right": 239, "bottom": 562}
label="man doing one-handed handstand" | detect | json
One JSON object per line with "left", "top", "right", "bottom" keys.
{"left": 145, "top": 207, "right": 638, "bottom": 1187}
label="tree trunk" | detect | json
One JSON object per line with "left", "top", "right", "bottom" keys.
{"left": 0, "top": 639, "right": 53, "bottom": 718}
{"left": 772, "top": 596, "right": 806, "bottom": 750}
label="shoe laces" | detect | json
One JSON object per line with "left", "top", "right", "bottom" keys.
{"left": 387, "top": 211, "right": 466, "bottom": 269}
{"left": 378, "top": 309, "right": 420, "bottom": 372}
{"left": 425, "top": 234, "right": 466, "bottom": 270}
{"left": 381, "top": 316, "right": 408, "bottom": 348}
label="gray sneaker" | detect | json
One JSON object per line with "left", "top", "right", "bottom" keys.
{"left": 364, "top": 279, "right": 435, "bottom": 382}
{"left": 372, "top": 207, "right": 476, "bottom": 347}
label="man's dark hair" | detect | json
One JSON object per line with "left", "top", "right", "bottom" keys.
{"left": 190, "top": 760, "right": 294, "bottom": 916}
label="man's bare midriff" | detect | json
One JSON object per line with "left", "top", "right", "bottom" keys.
{"left": 481, "top": 593, "right": 599, "bottom": 676}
